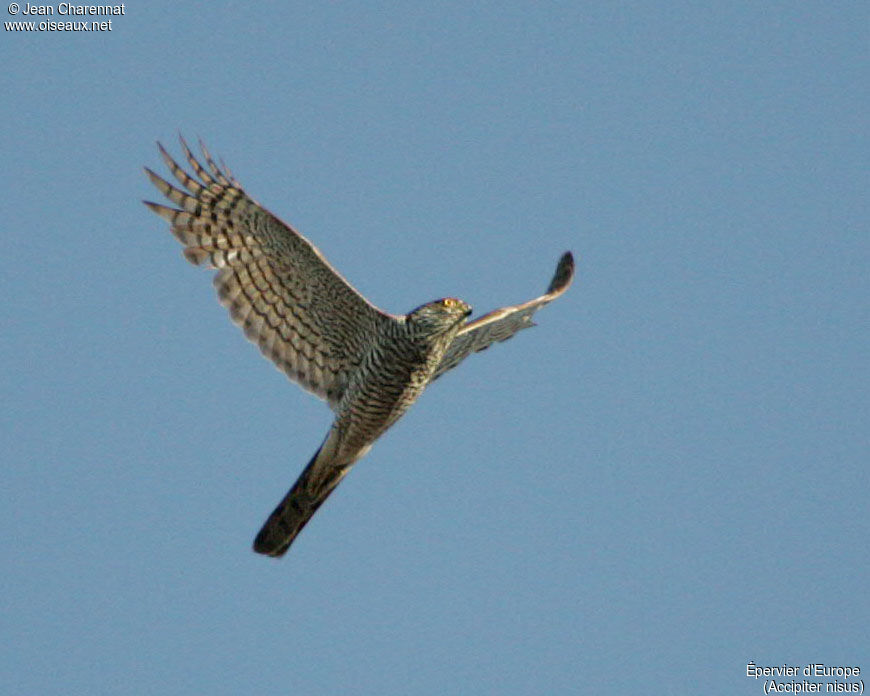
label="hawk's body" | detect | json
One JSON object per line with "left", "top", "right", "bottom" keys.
{"left": 145, "top": 138, "right": 575, "bottom": 557}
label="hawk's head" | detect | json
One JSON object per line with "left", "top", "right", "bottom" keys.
{"left": 406, "top": 297, "right": 472, "bottom": 336}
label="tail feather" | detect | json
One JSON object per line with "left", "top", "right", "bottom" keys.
{"left": 252, "top": 443, "right": 351, "bottom": 558}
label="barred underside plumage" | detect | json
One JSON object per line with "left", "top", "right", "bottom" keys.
{"left": 144, "top": 137, "right": 575, "bottom": 558}
{"left": 144, "top": 137, "right": 392, "bottom": 407}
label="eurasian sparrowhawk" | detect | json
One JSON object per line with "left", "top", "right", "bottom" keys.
{"left": 144, "top": 138, "right": 575, "bottom": 558}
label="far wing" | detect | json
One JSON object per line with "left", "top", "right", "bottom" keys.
{"left": 431, "top": 252, "right": 575, "bottom": 381}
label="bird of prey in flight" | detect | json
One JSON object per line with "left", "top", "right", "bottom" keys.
{"left": 144, "top": 138, "right": 575, "bottom": 558}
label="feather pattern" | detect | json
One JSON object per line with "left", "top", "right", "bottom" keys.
{"left": 144, "top": 137, "right": 395, "bottom": 407}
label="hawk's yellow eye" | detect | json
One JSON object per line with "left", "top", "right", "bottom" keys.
{"left": 443, "top": 298, "right": 457, "bottom": 308}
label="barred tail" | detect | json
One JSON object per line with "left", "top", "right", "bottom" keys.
{"left": 252, "top": 441, "right": 352, "bottom": 558}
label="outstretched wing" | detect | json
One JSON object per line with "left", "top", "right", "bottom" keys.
{"left": 144, "top": 137, "right": 396, "bottom": 408}
{"left": 431, "top": 252, "right": 575, "bottom": 381}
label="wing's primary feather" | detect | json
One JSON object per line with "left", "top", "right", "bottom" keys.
{"left": 144, "top": 137, "right": 396, "bottom": 408}
{"left": 431, "top": 252, "right": 575, "bottom": 380}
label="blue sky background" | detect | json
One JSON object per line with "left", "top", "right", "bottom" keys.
{"left": 2, "top": 2, "right": 867, "bottom": 694}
